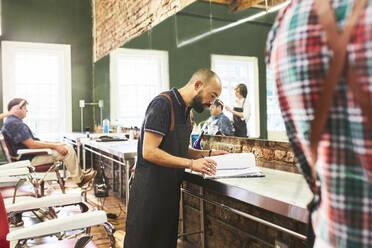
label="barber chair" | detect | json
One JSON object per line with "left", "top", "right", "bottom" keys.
{"left": 0, "top": 161, "right": 42, "bottom": 204}
{"left": 0, "top": 160, "right": 50, "bottom": 201}
{"left": 0, "top": 132, "right": 65, "bottom": 195}
{"left": 0, "top": 192, "right": 115, "bottom": 248}
{"left": 0, "top": 162, "right": 71, "bottom": 227}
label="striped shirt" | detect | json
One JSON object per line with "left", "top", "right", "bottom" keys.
{"left": 266, "top": 0, "right": 372, "bottom": 247}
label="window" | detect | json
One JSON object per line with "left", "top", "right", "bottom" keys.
{"left": 110, "top": 48, "right": 169, "bottom": 127}
{"left": 0, "top": 0, "right": 2, "bottom": 36}
{"left": 211, "top": 54, "right": 260, "bottom": 138}
{"left": 266, "top": 68, "right": 287, "bottom": 141}
{"left": 2, "top": 41, "right": 72, "bottom": 138}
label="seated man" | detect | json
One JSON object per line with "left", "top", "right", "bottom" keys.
{"left": 1, "top": 98, "right": 96, "bottom": 187}
{"left": 202, "top": 99, "right": 233, "bottom": 136}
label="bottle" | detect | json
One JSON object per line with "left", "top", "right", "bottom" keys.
{"left": 129, "top": 128, "right": 134, "bottom": 139}
{"left": 114, "top": 120, "right": 121, "bottom": 134}
{"left": 192, "top": 131, "right": 204, "bottom": 150}
{"left": 117, "top": 124, "right": 121, "bottom": 134}
{"left": 103, "top": 119, "right": 110, "bottom": 134}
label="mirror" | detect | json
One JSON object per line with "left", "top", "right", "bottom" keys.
{"left": 94, "top": 0, "right": 288, "bottom": 141}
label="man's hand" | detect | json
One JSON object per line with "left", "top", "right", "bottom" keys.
{"left": 192, "top": 158, "right": 217, "bottom": 176}
{"left": 54, "top": 144, "right": 68, "bottom": 155}
{"left": 225, "top": 106, "right": 232, "bottom": 112}
{"left": 9, "top": 105, "right": 23, "bottom": 116}
{"left": 211, "top": 150, "right": 229, "bottom": 156}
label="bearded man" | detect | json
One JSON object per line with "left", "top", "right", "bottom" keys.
{"left": 124, "top": 69, "right": 228, "bottom": 248}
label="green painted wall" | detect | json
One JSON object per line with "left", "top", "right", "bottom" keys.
{"left": 0, "top": 0, "right": 93, "bottom": 131}
{"left": 93, "top": 2, "right": 277, "bottom": 139}
{"left": 93, "top": 54, "right": 110, "bottom": 126}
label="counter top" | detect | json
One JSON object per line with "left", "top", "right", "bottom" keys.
{"left": 63, "top": 132, "right": 86, "bottom": 142}
{"left": 63, "top": 132, "right": 129, "bottom": 142}
{"left": 66, "top": 129, "right": 312, "bottom": 223}
{"left": 80, "top": 138, "right": 138, "bottom": 159}
{"left": 184, "top": 167, "right": 313, "bottom": 223}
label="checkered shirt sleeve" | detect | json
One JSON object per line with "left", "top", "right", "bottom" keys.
{"left": 266, "top": 0, "right": 372, "bottom": 247}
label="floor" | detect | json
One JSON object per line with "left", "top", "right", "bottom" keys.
{"left": 16, "top": 179, "right": 194, "bottom": 248}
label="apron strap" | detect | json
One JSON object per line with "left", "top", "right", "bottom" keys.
{"left": 159, "top": 93, "right": 175, "bottom": 132}
{"left": 309, "top": 0, "right": 368, "bottom": 180}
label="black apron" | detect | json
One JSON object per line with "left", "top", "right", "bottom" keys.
{"left": 233, "top": 106, "right": 247, "bottom": 137}
{"left": 124, "top": 93, "right": 191, "bottom": 248}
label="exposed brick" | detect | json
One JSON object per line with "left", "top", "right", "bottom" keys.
{"left": 274, "top": 149, "right": 286, "bottom": 160}
{"left": 242, "top": 144, "right": 252, "bottom": 153}
{"left": 284, "top": 151, "right": 295, "bottom": 163}
{"left": 252, "top": 147, "right": 263, "bottom": 159}
{"left": 94, "top": 0, "right": 196, "bottom": 61}
{"left": 262, "top": 148, "right": 274, "bottom": 160}
{"left": 201, "top": 136, "right": 298, "bottom": 173}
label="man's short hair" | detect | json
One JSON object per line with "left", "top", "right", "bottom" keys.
{"left": 8, "top": 98, "right": 28, "bottom": 111}
{"left": 190, "top": 69, "right": 221, "bottom": 86}
{"left": 235, "top": 84, "right": 247, "bottom": 98}
{"left": 213, "top": 99, "right": 224, "bottom": 110}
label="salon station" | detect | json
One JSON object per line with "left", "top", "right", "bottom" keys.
{"left": 0, "top": 0, "right": 313, "bottom": 248}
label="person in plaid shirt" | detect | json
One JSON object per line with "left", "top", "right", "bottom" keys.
{"left": 266, "top": 0, "right": 372, "bottom": 247}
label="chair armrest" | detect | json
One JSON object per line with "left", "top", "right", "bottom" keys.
{"left": 5, "top": 192, "right": 82, "bottom": 213}
{"left": 0, "top": 160, "right": 31, "bottom": 169}
{"left": 0, "top": 177, "right": 18, "bottom": 187}
{"left": 7, "top": 211, "right": 107, "bottom": 241}
{"left": 17, "top": 149, "right": 52, "bottom": 156}
{"left": 0, "top": 168, "right": 29, "bottom": 177}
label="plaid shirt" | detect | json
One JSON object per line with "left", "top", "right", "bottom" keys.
{"left": 266, "top": 0, "right": 372, "bottom": 247}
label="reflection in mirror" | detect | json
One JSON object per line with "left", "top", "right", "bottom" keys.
{"left": 211, "top": 54, "right": 259, "bottom": 138}
{"left": 96, "top": 0, "right": 289, "bottom": 141}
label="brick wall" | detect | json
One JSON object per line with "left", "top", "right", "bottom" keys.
{"left": 94, "top": 0, "right": 195, "bottom": 61}
{"left": 201, "top": 135, "right": 300, "bottom": 173}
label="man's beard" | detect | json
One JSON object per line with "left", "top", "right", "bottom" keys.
{"left": 191, "top": 93, "right": 210, "bottom": 113}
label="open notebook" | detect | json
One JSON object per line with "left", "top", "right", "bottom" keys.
{"left": 203, "top": 153, "right": 264, "bottom": 179}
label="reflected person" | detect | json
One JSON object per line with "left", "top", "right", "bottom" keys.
{"left": 202, "top": 99, "right": 233, "bottom": 136}
{"left": 225, "top": 83, "right": 250, "bottom": 137}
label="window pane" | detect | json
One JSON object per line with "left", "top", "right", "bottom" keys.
{"left": 0, "top": 0, "right": 2, "bottom": 36}
{"left": 2, "top": 42, "right": 71, "bottom": 138}
{"left": 112, "top": 49, "right": 168, "bottom": 128}
{"left": 266, "top": 68, "right": 285, "bottom": 132}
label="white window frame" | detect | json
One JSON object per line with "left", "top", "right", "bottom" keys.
{"left": 110, "top": 48, "right": 169, "bottom": 126}
{"left": 211, "top": 54, "right": 260, "bottom": 138}
{"left": 2, "top": 41, "right": 72, "bottom": 134}
{"left": 266, "top": 68, "right": 287, "bottom": 141}
{"left": 0, "top": 0, "right": 2, "bottom": 36}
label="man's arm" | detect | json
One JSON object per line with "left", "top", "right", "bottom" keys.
{"left": 143, "top": 131, "right": 217, "bottom": 176}
{"left": 188, "top": 147, "right": 228, "bottom": 159}
{"left": 2, "top": 103, "right": 25, "bottom": 120}
{"left": 225, "top": 106, "right": 244, "bottom": 118}
{"left": 22, "top": 138, "right": 68, "bottom": 155}
{"left": 0, "top": 112, "right": 11, "bottom": 120}
{"left": 188, "top": 147, "right": 212, "bottom": 159}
